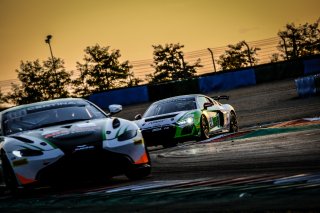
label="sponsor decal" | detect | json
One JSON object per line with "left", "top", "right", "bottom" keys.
{"left": 148, "top": 119, "right": 173, "bottom": 125}
{"left": 76, "top": 123, "right": 97, "bottom": 128}
{"left": 43, "top": 126, "right": 99, "bottom": 138}
{"left": 26, "top": 101, "right": 79, "bottom": 112}
{"left": 43, "top": 130, "right": 69, "bottom": 138}
{"left": 71, "top": 126, "right": 98, "bottom": 133}
{"left": 73, "top": 144, "right": 95, "bottom": 153}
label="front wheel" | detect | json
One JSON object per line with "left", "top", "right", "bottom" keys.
{"left": 1, "top": 152, "right": 19, "bottom": 192}
{"left": 125, "top": 165, "right": 151, "bottom": 180}
{"left": 200, "top": 115, "right": 210, "bottom": 140}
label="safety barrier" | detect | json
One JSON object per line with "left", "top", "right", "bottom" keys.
{"left": 87, "top": 55, "right": 320, "bottom": 108}
{"left": 199, "top": 68, "right": 256, "bottom": 93}
{"left": 314, "top": 74, "right": 320, "bottom": 93}
{"left": 303, "top": 58, "right": 320, "bottom": 75}
{"left": 87, "top": 85, "right": 149, "bottom": 109}
{"left": 147, "top": 78, "right": 199, "bottom": 101}
{"left": 295, "top": 75, "right": 317, "bottom": 97}
{"left": 254, "top": 60, "right": 304, "bottom": 84}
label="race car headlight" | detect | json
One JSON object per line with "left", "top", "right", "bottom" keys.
{"left": 118, "top": 129, "right": 137, "bottom": 141}
{"left": 12, "top": 149, "right": 43, "bottom": 158}
{"left": 177, "top": 115, "right": 194, "bottom": 126}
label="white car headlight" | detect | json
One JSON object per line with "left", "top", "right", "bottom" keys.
{"left": 12, "top": 149, "right": 43, "bottom": 157}
{"left": 177, "top": 114, "right": 194, "bottom": 126}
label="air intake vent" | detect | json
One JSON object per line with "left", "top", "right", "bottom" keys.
{"left": 9, "top": 136, "right": 34, "bottom": 143}
{"left": 145, "top": 113, "right": 179, "bottom": 122}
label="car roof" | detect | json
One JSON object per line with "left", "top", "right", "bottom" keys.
{"left": 0, "top": 98, "right": 88, "bottom": 115}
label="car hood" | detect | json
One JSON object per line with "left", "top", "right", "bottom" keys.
{"left": 136, "top": 110, "right": 196, "bottom": 130}
{"left": 4, "top": 118, "right": 130, "bottom": 154}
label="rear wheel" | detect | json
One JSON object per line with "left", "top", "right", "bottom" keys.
{"left": 229, "top": 112, "right": 239, "bottom": 132}
{"left": 200, "top": 115, "right": 210, "bottom": 140}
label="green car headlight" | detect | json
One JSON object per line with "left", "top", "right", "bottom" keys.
{"left": 118, "top": 129, "right": 137, "bottom": 141}
{"left": 177, "top": 114, "right": 194, "bottom": 126}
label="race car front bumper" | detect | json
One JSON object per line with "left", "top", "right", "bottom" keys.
{"left": 35, "top": 148, "right": 140, "bottom": 184}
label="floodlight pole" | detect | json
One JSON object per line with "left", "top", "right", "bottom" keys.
{"left": 243, "top": 41, "right": 253, "bottom": 67}
{"left": 207, "top": 48, "right": 217, "bottom": 72}
{"left": 45, "top": 35, "right": 58, "bottom": 98}
{"left": 45, "top": 35, "right": 55, "bottom": 68}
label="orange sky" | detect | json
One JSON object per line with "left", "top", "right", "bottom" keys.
{"left": 0, "top": 0, "right": 319, "bottom": 81}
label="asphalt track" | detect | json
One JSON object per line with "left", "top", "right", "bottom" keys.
{"left": 1, "top": 78, "right": 320, "bottom": 212}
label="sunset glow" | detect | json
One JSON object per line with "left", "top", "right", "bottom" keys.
{"left": 0, "top": 0, "right": 319, "bottom": 81}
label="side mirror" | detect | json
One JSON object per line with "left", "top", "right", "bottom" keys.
{"left": 108, "top": 104, "right": 122, "bottom": 115}
{"left": 203, "top": 102, "right": 213, "bottom": 110}
{"left": 134, "top": 114, "right": 142, "bottom": 120}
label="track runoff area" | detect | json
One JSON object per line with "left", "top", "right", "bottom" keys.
{"left": 1, "top": 79, "right": 320, "bottom": 212}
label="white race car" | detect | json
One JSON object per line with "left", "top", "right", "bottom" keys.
{"left": 0, "top": 98, "right": 151, "bottom": 191}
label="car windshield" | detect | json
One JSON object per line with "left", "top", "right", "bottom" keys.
{"left": 144, "top": 97, "right": 196, "bottom": 117}
{"left": 2, "top": 101, "right": 106, "bottom": 135}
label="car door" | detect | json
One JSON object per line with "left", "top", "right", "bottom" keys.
{"left": 197, "top": 96, "right": 222, "bottom": 133}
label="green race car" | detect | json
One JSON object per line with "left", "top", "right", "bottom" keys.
{"left": 135, "top": 94, "right": 238, "bottom": 147}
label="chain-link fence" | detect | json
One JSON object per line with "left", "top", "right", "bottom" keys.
{"left": 0, "top": 37, "right": 281, "bottom": 94}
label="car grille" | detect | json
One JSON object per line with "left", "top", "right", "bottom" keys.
{"left": 181, "top": 125, "right": 194, "bottom": 135}
{"left": 36, "top": 149, "right": 132, "bottom": 183}
{"left": 142, "top": 126, "right": 176, "bottom": 145}
{"left": 144, "top": 113, "right": 178, "bottom": 122}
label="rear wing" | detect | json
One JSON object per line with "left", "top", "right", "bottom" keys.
{"left": 211, "top": 95, "right": 229, "bottom": 101}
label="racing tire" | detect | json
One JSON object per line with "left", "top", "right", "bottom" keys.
{"left": 1, "top": 151, "right": 19, "bottom": 193}
{"left": 200, "top": 115, "right": 210, "bottom": 140}
{"left": 229, "top": 112, "right": 239, "bottom": 133}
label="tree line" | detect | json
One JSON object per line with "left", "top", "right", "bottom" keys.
{"left": 0, "top": 18, "right": 319, "bottom": 106}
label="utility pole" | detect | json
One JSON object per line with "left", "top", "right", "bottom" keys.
{"left": 207, "top": 48, "right": 217, "bottom": 72}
